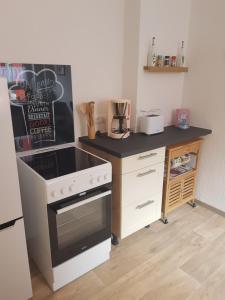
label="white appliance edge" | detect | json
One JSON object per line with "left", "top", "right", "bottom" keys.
{"left": 0, "top": 76, "right": 22, "bottom": 224}
{"left": 0, "top": 77, "right": 32, "bottom": 300}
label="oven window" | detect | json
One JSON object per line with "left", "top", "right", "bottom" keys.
{"left": 56, "top": 199, "right": 106, "bottom": 249}
{"left": 48, "top": 187, "right": 111, "bottom": 267}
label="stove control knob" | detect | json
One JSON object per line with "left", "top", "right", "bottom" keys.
{"left": 51, "top": 191, "right": 56, "bottom": 198}
{"left": 104, "top": 174, "right": 108, "bottom": 180}
{"left": 97, "top": 176, "right": 101, "bottom": 182}
{"left": 69, "top": 184, "right": 74, "bottom": 192}
{"left": 90, "top": 178, "right": 94, "bottom": 185}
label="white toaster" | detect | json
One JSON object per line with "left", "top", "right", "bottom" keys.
{"left": 139, "top": 114, "right": 164, "bottom": 135}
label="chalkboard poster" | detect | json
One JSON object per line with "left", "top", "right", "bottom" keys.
{"left": 0, "top": 63, "right": 74, "bottom": 152}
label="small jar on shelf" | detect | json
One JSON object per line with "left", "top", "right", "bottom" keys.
{"left": 156, "top": 55, "right": 164, "bottom": 67}
{"left": 164, "top": 56, "right": 170, "bottom": 67}
{"left": 171, "top": 56, "right": 177, "bottom": 67}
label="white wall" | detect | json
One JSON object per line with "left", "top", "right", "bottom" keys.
{"left": 0, "top": 0, "right": 125, "bottom": 137}
{"left": 122, "top": 0, "right": 140, "bottom": 127}
{"left": 0, "top": 0, "right": 191, "bottom": 135}
{"left": 136, "top": 0, "right": 191, "bottom": 127}
{"left": 182, "top": 0, "right": 225, "bottom": 212}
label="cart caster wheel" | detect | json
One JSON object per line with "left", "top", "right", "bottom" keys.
{"left": 111, "top": 233, "right": 119, "bottom": 246}
{"left": 162, "top": 218, "right": 168, "bottom": 224}
{"left": 145, "top": 224, "right": 150, "bottom": 228}
{"left": 192, "top": 202, "right": 197, "bottom": 208}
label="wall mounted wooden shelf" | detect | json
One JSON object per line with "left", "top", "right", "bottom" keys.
{"left": 143, "top": 66, "right": 188, "bottom": 73}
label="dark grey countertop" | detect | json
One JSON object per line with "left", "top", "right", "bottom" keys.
{"left": 79, "top": 126, "right": 212, "bottom": 158}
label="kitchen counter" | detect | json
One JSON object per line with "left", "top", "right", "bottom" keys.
{"left": 79, "top": 126, "right": 212, "bottom": 158}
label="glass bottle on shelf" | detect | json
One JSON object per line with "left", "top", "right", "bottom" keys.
{"left": 147, "top": 37, "right": 157, "bottom": 67}
{"left": 178, "top": 40, "right": 185, "bottom": 67}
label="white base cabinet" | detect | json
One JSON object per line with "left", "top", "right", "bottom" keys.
{"left": 120, "top": 149, "right": 165, "bottom": 239}
{"left": 81, "top": 144, "right": 165, "bottom": 240}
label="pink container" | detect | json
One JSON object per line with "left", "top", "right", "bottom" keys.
{"left": 175, "top": 109, "right": 190, "bottom": 129}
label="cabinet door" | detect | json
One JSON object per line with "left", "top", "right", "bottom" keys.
{"left": 0, "top": 219, "right": 32, "bottom": 300}
{"left": 181, "top": 173, "right": 196, "bottom": 202}
{"left": 122, "top": 147, "right": 165, "bottom": 174}
{"left": 121, "top": 193, "right": 162, "bottom": 239}
{"left": 166, "top": 180, "right": 182, "bottom": 212}
{"left": 122, "top": 162, "right": 164, "bottom": 206}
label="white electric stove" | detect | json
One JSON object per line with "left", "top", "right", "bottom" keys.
{"left": 17, "top": 145, "right": 112, "bottom": 291}
{"left": 1, "top": 63, "right": 112, "bottom": 291}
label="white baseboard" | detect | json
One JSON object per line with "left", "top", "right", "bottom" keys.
{"left": 196, "top": 200, "right": 225, "bottom": 218}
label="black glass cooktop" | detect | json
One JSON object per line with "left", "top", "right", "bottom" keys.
{"left": 21, "top": 147, "right": 105, "bottom": 180}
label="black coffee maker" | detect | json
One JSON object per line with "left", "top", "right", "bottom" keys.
{"left": 107, "top": 99, "right": 131, "bottom": 139}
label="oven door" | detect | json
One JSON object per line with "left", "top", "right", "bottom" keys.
{"left": 48, "top": 185, "right": 111, "bottom": 267}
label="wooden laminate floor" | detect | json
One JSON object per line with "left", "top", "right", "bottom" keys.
{"left": 30, "top": 204, "right": 225, "bottom": 300}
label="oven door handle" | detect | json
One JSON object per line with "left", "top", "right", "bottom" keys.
{"left": 56, "top": 190, "right": 112, "bottom": 215}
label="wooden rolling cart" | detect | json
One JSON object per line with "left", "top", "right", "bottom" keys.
{"left": 162, "top": 138, "right": 202, "bottom": 224}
